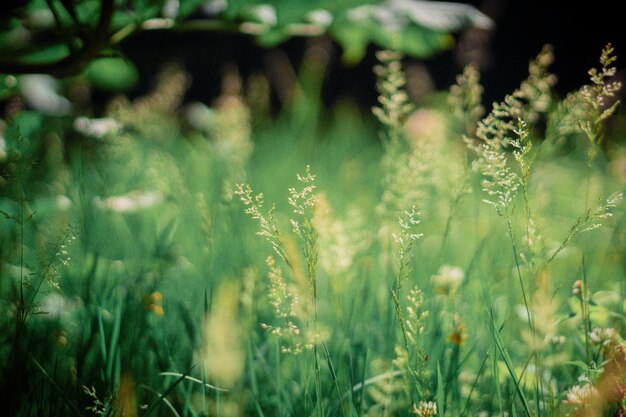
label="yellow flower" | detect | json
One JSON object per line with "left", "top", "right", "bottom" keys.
{"left": 143, "top": 291, "right": 164, "bottom": 316}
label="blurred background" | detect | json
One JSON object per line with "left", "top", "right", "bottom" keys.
{"left": 1, "top": 0, "right": 624, "bottom": 120}
{"left": 118, "top": 0, "right": 626, "bottom": 108}
{"left": 1, "top": 2, "right": 625, "bottom": 416}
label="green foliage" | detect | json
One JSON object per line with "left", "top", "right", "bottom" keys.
{"left": 0, "top": 0, "right": 491, "bottom": 81}
{"left": 1, "top": 41, "right": 626, "bottom": 417}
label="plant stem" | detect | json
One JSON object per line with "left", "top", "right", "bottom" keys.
{"left": 581, "top": 256, "right": 593, "bottom": 376}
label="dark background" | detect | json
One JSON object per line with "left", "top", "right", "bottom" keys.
{"left": 119, "top": 0, "right": 625, "bottom": 110}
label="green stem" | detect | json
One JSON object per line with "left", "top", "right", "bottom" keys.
{"left": 506, "top": 219, "right": 534, "bottom": 335}
{"left": 581, "top": 256, "right": 593, "bottom": 376}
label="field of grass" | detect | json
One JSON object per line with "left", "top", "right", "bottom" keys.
{"left": 1, "top": 44, "right": 625, "bottom": 417}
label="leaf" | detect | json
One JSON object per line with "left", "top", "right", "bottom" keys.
{"left": 256, "top": 28, "right": 291, "bottom": 48}
{"left": 16, "top": 43, "right": 71, "bottom": 64}
{"left": 565, "top": 360, "right": 592, "bottom": 371}
{"left": 331, "top": 22, "right": 371, "bottom": 64}
{"left": 143, "top": 366, "right": 195, "bottom": 417}
{"left": 372, "top": 24, "right": 453, "bottom": 58}
{"left": 157, "top": 372, "right": 228, "bottom": 392}
{"left": 437, "top": 362, "right": 445, "bottom": 417}
{"left": 85, "top": 57, "right": 139, "bottom": 92}
{"left": 490, "top": 311, "right": 533, "bottom": 416}
{"left": 7, "top": 110, "right": 44, "bottom": 140}
{"left": 385, "top": 0, "right": 493, "bottom": 31}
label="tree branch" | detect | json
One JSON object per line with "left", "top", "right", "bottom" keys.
{"left": 0, "top": 0, "right": 115, "bottom": 77}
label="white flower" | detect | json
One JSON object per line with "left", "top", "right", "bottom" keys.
{"left": 253, "top": 5, "right": 277, "bottom": 26}
{"left": 307, "top": 9, "right": 333, "bottom": 27}
{"left": 93, "top": 191, "right": 163, "bottom": 213}
{"left": 564, "top": 384, "right": 596, "bottom": 407}
{"left": 431, "top": 265, "right": 465, "bottom": 295}
{"left": 55, "top": 195, "right": 72, "bottom": 210}
{"left": 412, "top": 401, "right": 437, "bottom": 417}
{"left": 19, "top": 74, "right": 71, "bottom": 116}
{"left": 74, "top": 117, "right": 123, "bottom": 139}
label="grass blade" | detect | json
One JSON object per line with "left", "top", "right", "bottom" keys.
{"left": 30, "top": 355, "right": 84, "bottom": 417}
{"left": 143, "top": 366, "right": 195, "bottom": 417}
{"left": 157, "top": 372, "right": 228, "bottom": 392}
{"left": 107, "top": 291, "right": 124, "bottom": 384}
{"left": 437, "top": 362, "right": 445, "bottom": 417}
{"left": 139, "top": 384, "right": 181, "bottom": 417}
{"left": 489, "top": 310, "right": 532, "bottom": 416}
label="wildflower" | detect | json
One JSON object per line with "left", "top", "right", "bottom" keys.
{"left": 431, "top": 265, "right": 465, "bottom": 295}
{"left": 412, "top": 401, "right": 437, "bottom": 417}
{"left": 563, "top": 384, "right": 597, "bottom": 408}
{"left": 54, "top": 330, "right": 67, "bottom": 348}
{"left": 307, "top": 9, "right": 333, "bottom": 27}
{"left": 143, "top": 291, "right": 164, "bottom": 316}
{"left": 447, "top": 315, "right": 467, "bottom": 346}
{"left": 572, "top": 279, "right": 584, "bottom": 298}
{"left": 19, "top": 74, "right": 71, "bottom": 116}
{"left": 589, "top": 327, "right": 617, "bottom": 346}
{"left": 93, "top": 191, "right": 163, "bottom": 213}
{"left": 55, "top": 195, "right": 72, "bottom": 210}
{"left": 73, "top": 116, "right": 123, "bottom": 139}
{"left": 252, "top": 4, "right": 277, "bottom": 26}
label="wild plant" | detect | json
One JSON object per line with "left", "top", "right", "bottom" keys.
{"left": 237, "top": 166, "right": 332, "bottom": 415}
{"left": 374, "top": 50, "right": 417, "bottom": 231}
{"left": 0, "top": 126, "right": 77, "bottom": 416}
{"left": 448, "top": 64, "right": 484, "bottom": 138}
{"left": 575, "top": 43, "right": 622, "bottom": 162}
{"left": 463, "top": 43, "right": 623, "bottom": 416}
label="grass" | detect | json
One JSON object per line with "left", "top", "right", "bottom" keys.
{"left": 1, "top": 43, "right": 625, "bottom": 417}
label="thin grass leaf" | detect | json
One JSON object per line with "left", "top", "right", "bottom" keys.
{"left": 139, "top": 384, "right": 181, "bottom": 417}
{"left": 247, "top": 342, "right": 266, "bottom": 417}
{"left": 489, "top": 311, "right": 532, "bottom": 416}
{"left": 97, "top": 308, "right": 107, "bottom": 373}
{"left": 323, "top": 340, "right": 347, "bottom": 417}
{"left": 437, "top": 362, "right": 445, "bottom": 417}
{"left": 351, "top": 369, "right": 406, "bottom": 393}
{"left": 157, "top": 372, "right": 229, "bottom": 392}
{"left": 143, "top": 366, "right": 195, "bottom": 417}
{"left": 107, "top": 293, "right": 124, "bottom": 384}
{"left": 460, "top": 351, "right": 489, "bottom": 417}
{"left": 30, "top": 355, "right": 84, "bottom": 417}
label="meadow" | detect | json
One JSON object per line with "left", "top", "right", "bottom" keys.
{"left": 1, "top": 43, "right": 625, "bottom": 417}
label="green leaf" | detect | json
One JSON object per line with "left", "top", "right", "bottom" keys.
{"left": 256, "top": 28, "right": 291, "bottom": 48}
{"left": 177, "top": 0, "right": 208, "bottom": 19}
{"left": 17, "top": 43, "right": 70, "bottom": 64}
{"left": 331, "top": 23, "right": 370, "bottom": 64}
{"left": 7, "top": 111, "right": 44, "bottom": 140}
{"left": 565, "top": 360, "right": 591, "bottom": 370}
{"left": 143, "top": 366, "right": 195, "bottom": 417}
{"left": 85, "top": 57, "right": 139, "bottom": 92}
{"left": 490, "top": 311, "right": 533, "bottom": 416}
{"left": 437, "top": 362, "right": 445, "bottom": 417}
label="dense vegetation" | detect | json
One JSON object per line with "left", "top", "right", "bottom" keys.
{"left": 1, "top": 5, "right": 626, "bottom": 415}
